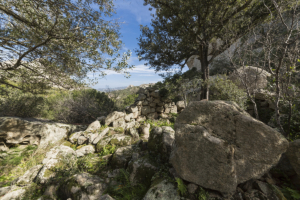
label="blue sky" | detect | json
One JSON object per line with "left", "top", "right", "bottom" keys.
{"left": 91, "top": 0, "right": 188, "bottom": 89}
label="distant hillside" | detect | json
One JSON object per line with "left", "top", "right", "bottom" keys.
{"left": 97, "top": 83, "right": 155, "bottom": 92}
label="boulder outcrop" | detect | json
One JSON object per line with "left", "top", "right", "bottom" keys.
{"left": 170, "top": 100, "right": 288, "bottom": 194}
{"left": 0, "top": 117, "right": 77, "bottom": 148}
{"left": 228, "top": 66, "right": 271, "bottom": 92}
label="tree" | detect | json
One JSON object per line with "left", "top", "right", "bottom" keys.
{"left": 136, "top": 0, "right": 276, "bottom": 100}
{"left": 228, "top": 0, "right": 300, "bottom": 138}
{"left": 0, "top": 0, "right": 132, "bottom": 94}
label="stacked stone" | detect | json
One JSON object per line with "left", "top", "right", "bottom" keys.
{"left": 126, "top": 87, "right": 178, "bottom": 121}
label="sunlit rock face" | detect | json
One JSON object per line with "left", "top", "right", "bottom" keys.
{"left": 170, "top": 100, "right": 288, "bottom": 194}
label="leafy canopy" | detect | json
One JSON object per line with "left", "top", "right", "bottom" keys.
{"left": 0, "top": 0, "right": 133, "bottom": 94}
{"left": 136, "top": 0, "right": 274, "bottom": 72}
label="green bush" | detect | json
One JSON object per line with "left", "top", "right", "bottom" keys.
{"left": 123, "top": 93, "right": 138, "bottom": 108}
{"left": 0, "top": 88, "right": 115, "bottom": 124}
{"left": 0, "top": 90, "right": 45, "bottom": 118}
{"left": 205, "top": 75, "right": 248, "bottom": 110}
{"left": 105, "top": 169, "right": 147, "bottom": 200}
{"left": 47, "top": 89, "right": 115, "bottom": 123}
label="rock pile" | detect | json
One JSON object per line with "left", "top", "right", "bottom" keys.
{"left": 125, "top": 87, "right": 179, "bottom": 121}
{"left": 0, "top": 117, "right": 80, "bottom": 151}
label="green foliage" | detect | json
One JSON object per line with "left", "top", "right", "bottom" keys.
{"left": 0, "top": 88, "right": 115, "bottom": 124}
{"left": 205, "top": 76, "right": 248, "bottom": 110}
{"left": 137, "top": 0, "right": 274, "bottom": 75}
{"left": 46, "top": 89, "right": 115, "bottom": 123}
{"left": 105, "top": 169, "right": 147, "bottom": 200}
{"left": 282, "top": 187, "right": 300, "bottom": 200}
{"left": 123, "top": 94, "right": 138, "bottom": 108}
{"left": 77, "top": 154, "right": 107, "bottom": 174}
{"left": 114, "top": 127, "right": 124, "bottom": 134}
{"left": 105, "top": 86, "right": 140, "bottom": 110}
{"left": 198, "top": 187, "right": 208, "bottom": 200}
{"left": 1, "top": 0, "right": 132, "bottom": 93}
{"left": 0, "top": 90, "right": 45, "bottom": 118}
{"left": 153, "top": 68, "right": 201, "bottom": 101}
{"left": 0, "top": 143, "right": 52, "bottom": 187}
{"left": 144, "top": 119, "right": 174, "bottom": 130}
{"left": 20, "top": 183, "right": 46, "bottom": 200}
{"left": 175, "top": 177, "right": 187, "bottom": 196}
{"left": 99, "top": 145, "right": 116, "bottom": 156}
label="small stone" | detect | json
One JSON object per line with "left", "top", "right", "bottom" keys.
{"left": 76, "top": 145, "right": 95, "bottom": 157}
{"left": 77, "top": 136, "right": 88, "bottom": 145}
{"left": 187, "top": 183, "right": 198, "bottom": 194}
{"left": 86, "top": 121, "right": 101, "bottom": 132}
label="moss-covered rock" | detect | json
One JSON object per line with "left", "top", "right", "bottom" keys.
{"left": 127, "top": 155, "right": 158, "bottom": 188}
{"left": 69, "top": 131, "right": 83, "bottom": 144}
{"left": 62, "top": 141, "right": 72, "bottom": 148}
{"left": 109, "top": 145, "right": 139, "bottom": 169}
{"left": 36, "top": 145, "right": 77, "bottom": 184}
{"left": 57, "top": 173, "right": 108, "bottom": 200}
{"left": 148, "top": 126, "right": 175, "bottom": 162}
{"left": 96, "top": 134, "right": 132, "bottom": 152}
{"left": 114, "top": 127, "right": 124, "bottom": 134}
{"left": 15, "top": 165, "right": 43, "bottom": 186}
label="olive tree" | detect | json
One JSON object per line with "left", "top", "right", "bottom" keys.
{"left": 0, "top": 0, "right": 132, "bottom": 94}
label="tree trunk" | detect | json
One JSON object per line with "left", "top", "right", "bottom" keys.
{"left": 200, "top": 46, "right": 209, "bottom": 100}
{"left": 274, "top": 73, "right": 286, "bottom": 135}
{"left": 287, "top": 100, "right": 292, "bottom": 140}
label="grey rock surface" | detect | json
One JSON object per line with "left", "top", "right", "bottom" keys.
{"left": 170, "top": 101, "right": 288, "bottom": 194}
{"left": 76, "top": 145, "right": 95, "bottom": 157}
{"left": 142, "top": 180, "right": 180, "bottom": 200}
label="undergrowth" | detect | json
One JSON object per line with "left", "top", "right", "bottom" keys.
{"left": 0, "top": 144, "right": 51, "bottom": 187}
{"left": 198, "top": 187, "right": 208, "bottom": 200}
{"left": 175, "top": 177, "right": 187, "bottom": 196}
{"left": 105, "top": 169, "right": 147, "bottom": 200}
{"left": 99, "top": 145, "right": 116, "bottom": 157}
{"left": 144, "top": 119, "right": 174, "bottom": 131}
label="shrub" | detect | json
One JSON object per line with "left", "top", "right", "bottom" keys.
{"left": 205, "top": 75, "right": 248, "bottom": 110}
{"left": 47, "top": 89, "right": 115, "bottom": 124}
{"left": 0, "top": 90, "right": 45, "bottom": 118}
{"left": 105, "top": 168, "right": 147, "bottom": 200}
{"left": 123, "top": 93, "right": 138, "bottom": 108}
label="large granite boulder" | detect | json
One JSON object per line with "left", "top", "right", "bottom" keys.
{"left": 170, "top": 101, "right": 288, "bottom": 194}
{"left": 0, "top": 117, "right": 75, "bottom": 148}
{"left": 228, "top": 66, "right": 271, "bottom": 92}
